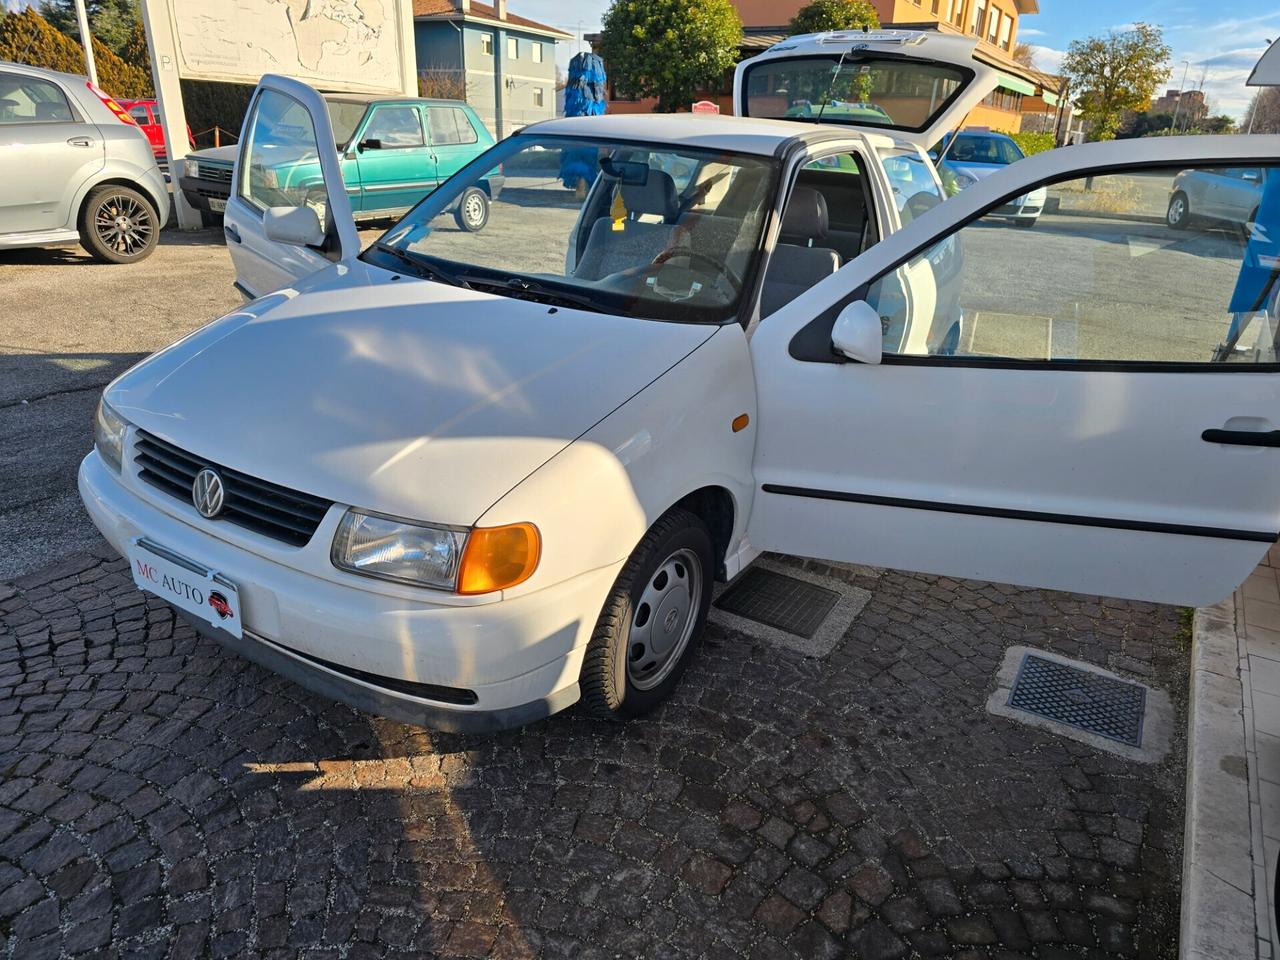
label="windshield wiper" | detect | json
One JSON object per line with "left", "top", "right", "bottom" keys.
{"left": 463, "top": 276, "right": 607, "bottom": 314}
{"left": 372, "top": 243, "right": 471, "bottom": 289}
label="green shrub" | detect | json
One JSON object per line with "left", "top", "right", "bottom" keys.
{"left": 0, "top": 8, "right": 151, "bottom": 99}
{"left": 1004, "top": 131, "right": 1056, "bottom": 156}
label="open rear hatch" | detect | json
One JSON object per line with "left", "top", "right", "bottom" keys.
{"left": 733, "top": 30, "right": 1000, "bottom": 149}
{"left": 1249, "top": 37, "right": 1280, "bottom": 87}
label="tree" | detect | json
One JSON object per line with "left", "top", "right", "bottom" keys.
{"left": 0, "top": 8, "right": 151, "bottom": 98}
{"left": 1060, "top": 22, "right": 1171, "bottom": 141}
{"left": 40, "top": 0, "right": 139, "bottom": 56}
{"left": 600, "top": 0, "right": 742, "bottom": 113}
{"left": 1011, "top": 41, "right": 1036, "bottom": 68}
{"left": 1243, "top": 87, "right": 1280, "bottom": 135}
{"left": 788, "top": 0, "right": 879, "bottom": 36}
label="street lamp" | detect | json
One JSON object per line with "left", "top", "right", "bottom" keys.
{"left": 1168, "top": 60, "right": 1190, "bottom": 133}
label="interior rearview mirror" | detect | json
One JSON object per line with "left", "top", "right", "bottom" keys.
{"left": 263, "top": 205, "right": 325, "bottom": 248}
{"left": 831, "top": 300, "right": 883, "bottom": 365}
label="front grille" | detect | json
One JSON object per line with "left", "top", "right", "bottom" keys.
{"left": 134, "top": 431, "right": 332, "bottom": 547}
{"left": 197, "top": 162, "right": 233, "bottom": 183}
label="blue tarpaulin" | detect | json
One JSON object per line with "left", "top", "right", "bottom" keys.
{"left": 561, "top": 53, "right": 608, "bottom": 190}
{"left": 1229, "top": 170, "right": 1280, "bottom": 315}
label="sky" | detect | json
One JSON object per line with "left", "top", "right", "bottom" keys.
{"left": 516, "top": 0, "right": 1278, "bottom": 120}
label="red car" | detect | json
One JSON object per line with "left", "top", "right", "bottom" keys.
{"left": 119, "top": 99, "right": 194, "bottom": 162}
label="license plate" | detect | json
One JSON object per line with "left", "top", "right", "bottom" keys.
{"left": 208, "top": 197, "right": 227, "bottom": 213}
{"left": 128, "top": 539, "right": 243, "bottom": 639}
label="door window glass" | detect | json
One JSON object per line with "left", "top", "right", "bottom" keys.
{"left": 427, "top": 107, "right": 479, "bottom": 146}
{"left": 238, "top": 88, "right": 329, "bottom": 224}
{"left": 877, "top": 147, "right": 944, "bottom": 224}
{"left": 128, "top": 105, "right": 151, "bottom": 125}
{"left": 361, "top": 106, "right": 424, "bottom": 148}
{"left": 865, "top": 165, "right": 1280, "bottom": 364}
{"left": 0, "top": 73, "right": 74, "bottom": 124}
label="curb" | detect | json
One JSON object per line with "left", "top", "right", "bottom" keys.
{"left": 1180, "top": 596, "right": 1257, "bottom": 960}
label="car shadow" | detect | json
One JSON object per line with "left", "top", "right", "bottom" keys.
{"left": 0, "top": 227, "right": 230, "bottom": 266}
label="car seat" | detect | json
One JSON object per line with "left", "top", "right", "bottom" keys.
{"left": 760, "top": 186, "right": 842, "bottom": 317}
{"left": 573, "top": 171, "right": 681, "bottom": 281}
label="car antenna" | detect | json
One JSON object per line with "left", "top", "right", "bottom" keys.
{"left": 815, "top": 42, "right": 857, "bottom": 126}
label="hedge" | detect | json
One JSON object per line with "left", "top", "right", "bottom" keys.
{"left": 0, "top": 9, "right": 152, "bottom": 99}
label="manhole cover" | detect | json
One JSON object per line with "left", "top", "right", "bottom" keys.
{"left": 714, "top": 567, "right": 840, "bottom": 639}
{"left": 1008, "top": 653, "right": 1147, "bottom": 747}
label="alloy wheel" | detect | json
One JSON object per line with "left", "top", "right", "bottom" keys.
{"left": 94, "top": 193, "right": 154, "bottom": 259}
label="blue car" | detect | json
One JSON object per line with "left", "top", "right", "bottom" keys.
{"left": 930, "top": 129, "right": 1047, "bottom": 227}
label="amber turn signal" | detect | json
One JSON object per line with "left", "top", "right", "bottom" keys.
{"left": 458, "top": 523, "right": 541, "bottom": 595}
{"left": 732, "top": 413, "right": 750, "bottom": 433}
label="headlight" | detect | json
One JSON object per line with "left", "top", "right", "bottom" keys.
{"left": 332, "top": 511, "right": 467, "bottom": 589}
{"left": 93, "top": 399, "right": 129, "bottom": 473}
{"left": 953, "top": 173, "right": 977, "bottom": 190}
{"left": 332, "top": 511, "right": 541, "bottom": 594}
{"left": 182, "top": 157, "right": 199, "bottom": 179}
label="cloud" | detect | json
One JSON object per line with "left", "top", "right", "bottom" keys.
{"left": 1029, "top": 45, "right": 1066, "bottom": 74}
{"left": 1018, "top": 28, "right": 1046, "bottom": 37}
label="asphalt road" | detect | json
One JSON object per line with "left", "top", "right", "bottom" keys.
{"left": 0, "top": 231, "right": 242, "bottom": 580}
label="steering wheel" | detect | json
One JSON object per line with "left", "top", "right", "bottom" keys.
{"left": 650, "top": 247, "right": 742, "bottom": 290}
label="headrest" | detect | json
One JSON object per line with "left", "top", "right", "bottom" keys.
{"left": 780, "top": 186, "right": 829, "bottom": 244}
{"left": 622, "top": 170, "right": 679, "bottom": 223}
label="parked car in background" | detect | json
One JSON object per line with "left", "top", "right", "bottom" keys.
{"left": 930, "top": 129, "right": 1047, "bottom": 227}
{"left": 118, "top": 98, "right": 195, "bottom": 164}
{"left": 0, "top": 60, "right": 169, "bottom": 263}
{"left": 180, "top": 93, "right": 500, "bottom": 230}
{"left": 1168, "top": 167, "right": 1267, "bottom": 230}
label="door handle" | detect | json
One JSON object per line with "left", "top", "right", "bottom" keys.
{"left": 1202, "top": 428, "right": 1280, "bottom": 447}
{"left": 224, "top": 224, "right": 241, "bottom": 244}
{"left": 67, "top": 136, "right": 94, "bottom": 147}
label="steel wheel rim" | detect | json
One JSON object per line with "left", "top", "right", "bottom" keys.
{"left": 463, "top": 193, "right": 485, "bottom": 226}
{"left": 94, "top": 194, "right": 152, "bottom": 257}
{"left": 627, "top": 547, "right": 701, "bottom": 691}
{"left": 1168, "top": 197, "right": 1185, "bottom": 225}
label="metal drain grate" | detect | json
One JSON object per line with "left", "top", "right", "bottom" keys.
{"left": 714, "top": 567, "right": 840, "bottom": 639}
{"left": 1008, "top": 654, "right": 1147, "bottom": 747}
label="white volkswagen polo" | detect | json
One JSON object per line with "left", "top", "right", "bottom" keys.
{"left": 80, "top": 36, "right": 1280, "bottom": 731}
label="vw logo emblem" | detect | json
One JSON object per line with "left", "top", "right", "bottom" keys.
{"left": 192, "top": 468, "right": 225, "bottom": 519}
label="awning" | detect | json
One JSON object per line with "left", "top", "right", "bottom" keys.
{"left": 996, "top": 72, "right": 1037, "bottom": 96}
{"left": 1040, "top": 90, "right": 1060, "bottom": 107}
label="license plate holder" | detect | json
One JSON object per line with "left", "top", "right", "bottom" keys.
{"left": 128, "top": 538, "right": 243, "bottom": 639}
{"left": 208, "top": 197, "right": 227, "bottom": 213}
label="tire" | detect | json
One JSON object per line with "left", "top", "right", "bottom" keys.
{"left": 580, "top": 509, "right": 714, "bottom": 721}
{"left": 454, "top": 187, "right": 489, "bottom": 232}
{"left": 78, "top": 185, "right": 159, "bottom": 263}
{"left": 1167, "top": 191, "right": 1190, "bottom": 230}
{"left": 1014, "top": 217, "right": 1036, "bottom": 229}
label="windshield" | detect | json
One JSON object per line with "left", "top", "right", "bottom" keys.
{"left": 742, "top": 55, "right": 969, "bottom": 133}
{"left": 946, "top": 134, "right": 1023, "bottom": 165}
{"left": 373, "top": 136, "right": 779, "bottom": 324}
{"left": 325, "top": 99, "right": 368, "bottom": 148}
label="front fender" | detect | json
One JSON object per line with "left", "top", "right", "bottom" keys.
{"left": 478, "top": 323, "right": 759, "bottom": 601}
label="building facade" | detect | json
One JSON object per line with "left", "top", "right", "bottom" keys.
{"left": 413, "top": 0, "right": 570, "bottom": 139}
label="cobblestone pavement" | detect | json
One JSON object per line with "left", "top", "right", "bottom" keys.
{"left": 0, "top": 548, "right": 1188, "bottom": 959}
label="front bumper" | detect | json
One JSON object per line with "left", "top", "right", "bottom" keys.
{"left": 178, "top": 176, "right": 231, "bottom": 213}
{"left": 78, "top": 450, "right": 619, "bottom": 731}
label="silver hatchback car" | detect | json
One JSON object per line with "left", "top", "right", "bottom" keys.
{"left": 0, "top": 60, "right": 170, "bottom": 263}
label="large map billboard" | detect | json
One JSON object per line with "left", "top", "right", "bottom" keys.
{"left": 161, "top": 0, "right": 416, "bottom": 94}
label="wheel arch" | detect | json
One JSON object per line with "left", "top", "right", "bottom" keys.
{"left": 673, "top": 485, "right": 736, "bottom": 580}
{"left": 75, "top": 175, "right": 165, "bottom": 227}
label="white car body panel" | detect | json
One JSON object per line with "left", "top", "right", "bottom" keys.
{"left": 1249, "top": 38, "right": 1280, "bottom": 87}
{"left": 746, "top": 134, "right": 1280, "bottom": 606}
{"left": 104, "top": 259, "right": 716, "bottom": 528}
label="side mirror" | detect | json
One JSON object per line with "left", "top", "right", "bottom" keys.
{"left": 358, "top": 138, "right": 383, "bottom": 151}
{"left": 263, "top": 205, "right": 324, "bottom": 247}
{"left": 831, "top": 300, "right": 883, "bottom": 365}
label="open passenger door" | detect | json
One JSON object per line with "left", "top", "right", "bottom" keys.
{"left": 747, "top": 134, "right": 1280, "bottom": 606}
{"left": 224, "top": 74, "right": 361, "bottom": 299}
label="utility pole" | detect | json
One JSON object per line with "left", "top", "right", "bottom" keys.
{"left": 73, "top": 0, "right": 98, "bottom": 87}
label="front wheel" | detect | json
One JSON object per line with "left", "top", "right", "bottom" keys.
{"left": 1014, "top": 217, "right": 1037, "bottom": 229}
{"left": 1167, "top": 191, "right": 1191, "bottom": 230}
{"left": 79, "top": 185, "right": 159, "bottom": 263}
{"left": 454, "top": 187, "right": 489, "bottom": 232}
{"left": 580, "top": 509, "right": 714, "bottom": 720}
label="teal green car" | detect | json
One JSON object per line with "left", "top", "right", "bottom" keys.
{"left": 180, "top": 95, "right": 501, "bottom": 231}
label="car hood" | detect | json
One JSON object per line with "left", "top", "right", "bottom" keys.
{"left": 106, "top": 264, "right": 716, "bottom": 525}
{"left": 190, "top": 144, "right": 237, "bottom": 164}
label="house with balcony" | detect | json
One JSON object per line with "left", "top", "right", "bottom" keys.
{"left": 413, "top": 0, "right": 571, "bottom": 138}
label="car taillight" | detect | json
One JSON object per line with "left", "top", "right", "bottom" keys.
{"left": 87, "top": 82, "right": 136, "bottom": 125}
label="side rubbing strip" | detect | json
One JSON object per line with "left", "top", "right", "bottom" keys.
{"left": 760, "top": 485, "right": 1280, "bottom": 544}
